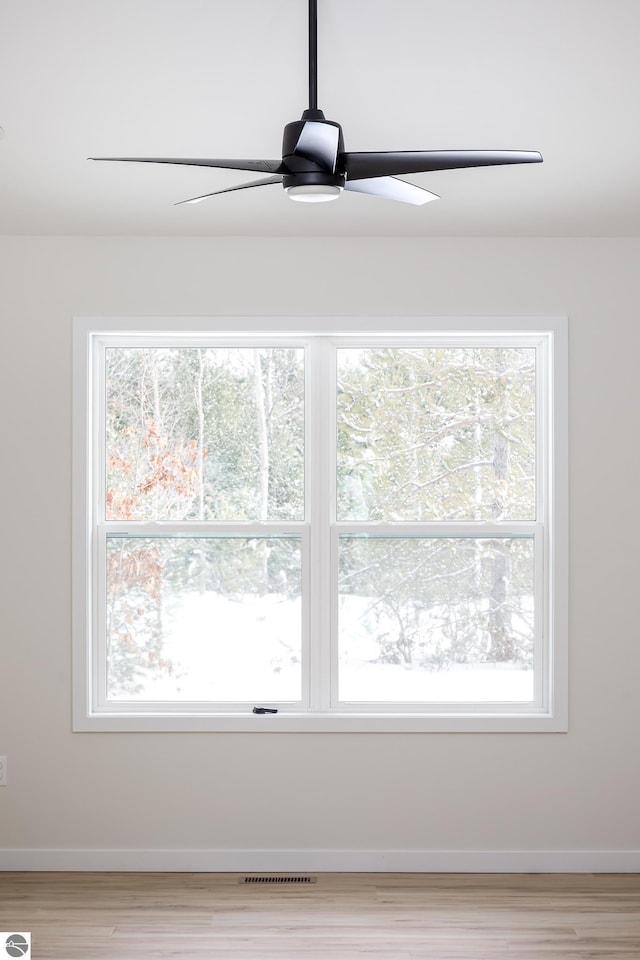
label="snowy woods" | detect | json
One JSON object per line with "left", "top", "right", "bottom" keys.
{"left": 104, "top": 344, "right": 536, "bottom": 704}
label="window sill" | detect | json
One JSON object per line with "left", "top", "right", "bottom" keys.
{"left": 73, "top": 710, "right": 567, "bottom": 733}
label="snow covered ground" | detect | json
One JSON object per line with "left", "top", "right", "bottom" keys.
{"left": 109, "top": 592, "right": 533, "bottom": 704}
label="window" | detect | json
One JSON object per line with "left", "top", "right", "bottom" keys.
{"left": 73, "top": 317, "right": 567, "bottom": 731}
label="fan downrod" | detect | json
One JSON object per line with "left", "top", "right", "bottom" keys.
{"left": 308, "top": 0, "right": 318, "bottom": 110}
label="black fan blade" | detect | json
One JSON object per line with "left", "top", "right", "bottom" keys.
{"left": 345, "top": 176, "right": 439, "bottom": 206}
{"left": 174, "top": 175, "right": 283, "bottom": 205}
{"left": 294, "top": 122, "right": 340, "bottom": 172}
{"left": 89, "top": 157, "right": 284, "bottom": 174}
{"left": 344, "top": 150, "right": 542, "bottom": 180}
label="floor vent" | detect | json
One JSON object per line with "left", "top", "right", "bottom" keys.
{"left": 239, "top": 875, "right": 317, "bottom": 884}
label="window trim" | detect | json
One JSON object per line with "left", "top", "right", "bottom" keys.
{"left": 73, "top": 316, "right": 568, "bottom": 733}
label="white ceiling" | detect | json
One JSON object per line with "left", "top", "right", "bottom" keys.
{"left": 1, "top": 0, "right": 639, "bottom": 237}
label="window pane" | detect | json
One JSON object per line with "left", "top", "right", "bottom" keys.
{"left": 106, "top": 347, "right": 304, "bottom": 521}
{"left": 106, "top": 537, "right": 302, "bottom": 702}
{"left": 338, "top": 537, "right": 534, "bottom": 703}
{"left": 337, "top": 347, "right": 535, "bottom": 521}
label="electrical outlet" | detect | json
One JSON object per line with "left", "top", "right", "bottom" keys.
{"left": 0, "top": 756, "right": 7, "bottom": 786}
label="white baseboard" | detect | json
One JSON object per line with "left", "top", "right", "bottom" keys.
{"left": 1, "top": 849, "right": 639, "bottom": 872}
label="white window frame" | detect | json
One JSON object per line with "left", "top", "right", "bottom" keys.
{"left": 73, "top": 316, "right": 568, "bottom": 733}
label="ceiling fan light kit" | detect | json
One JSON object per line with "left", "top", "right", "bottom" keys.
{"left": 90, "top": 0, "right": 542, "bottom": 209}
{"left": 286, "top": 184, "right": 342, "bottom": 202}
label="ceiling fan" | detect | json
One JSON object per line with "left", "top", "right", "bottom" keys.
{"left": 90, "top": 0, "right": 542, "bottom": 207}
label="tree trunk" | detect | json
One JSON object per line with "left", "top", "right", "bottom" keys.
{"left": 253, "top": 350, "right": 270, "bottom": 591}
{"left": 488, "top": 348, "right": 514, "bottom": 661}
{"left": 194, "top": 350, "right": 208, "bottom": 593}
{"left": 194, "top": 350, "right": 206, "bottom": 521}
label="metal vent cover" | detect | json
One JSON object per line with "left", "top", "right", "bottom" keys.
{"left": 239, "top": 875, "right": 317, "bottom": 884}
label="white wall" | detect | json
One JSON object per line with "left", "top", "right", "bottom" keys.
{"left": 1, "top": 236, "right": 639, "bottom": 870}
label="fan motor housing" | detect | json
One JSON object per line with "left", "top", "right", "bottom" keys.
{"left": 282, "top": 170, "right": 345, "bottom": 189}
{"left": 282, "top": 111, "right": 345, "bottom": 180}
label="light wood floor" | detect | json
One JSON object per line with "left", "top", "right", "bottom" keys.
{"left": 1, "top": 872, "right": 639, "bottom": 959}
